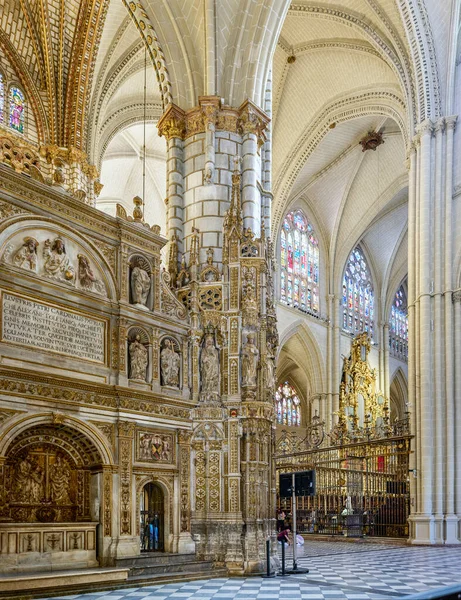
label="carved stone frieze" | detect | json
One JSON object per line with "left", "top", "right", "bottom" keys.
{"left": 0, "top": 370, "right": 191, "bottom": 420}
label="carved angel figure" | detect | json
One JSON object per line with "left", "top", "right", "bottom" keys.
{"left": 200, "top": 334, "right": 219, "bottom": 398}
{"left": 50, "top": 456, "right": 71, "bottom": 504}
{"left": 129, "top": 335, "right": 148, "bottom": 381}
{"left": 13, "top": 237, "right": 39, "bottom": 271}
{"left": 242, "top": 333, "right": 259, "bottom": 387}
{"left": 131, "top": 266, "right": 150, "bottom": 305}
{"left": 160, "top": 338, "right": 180, "bottom": 387}
{"left": 43, "top": 237, "right": 75, "bottom": 281}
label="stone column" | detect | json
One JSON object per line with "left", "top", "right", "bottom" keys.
{"left": 158, "top": 96, "right": 274, "bottom": 574}
{"left": 408, "top": 116, "right": 460, "bottom": 544}
{"left": 178, "top": 430, "right": 195, "bottom": 553}
{"left": 117, "top": 422, "right": 138, "bottom": 555}
{"left": 383, "top": 323, "right": 390, "bottom": 397}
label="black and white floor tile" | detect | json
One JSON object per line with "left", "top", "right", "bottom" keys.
{"left": 39, "top": 540, "right": 461, "bottom": 600}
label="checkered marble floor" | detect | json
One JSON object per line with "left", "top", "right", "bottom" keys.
{"left": 38, "top": 540, "right": 461, "bottom": 600}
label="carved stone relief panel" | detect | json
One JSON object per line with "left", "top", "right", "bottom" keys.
{"left": 3, "top": 444, "right": 89, "bottom": 523}
{"left": 137, "top": 430, "right": 175, "bottom": 464}
{"left": 0, "top": 226, "right": 108, "bottom": 297}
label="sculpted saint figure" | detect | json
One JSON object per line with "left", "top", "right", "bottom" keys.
{"left": 14, "top": 456, "right": 33, "bottom": 502}
{"left": 13, "top": 237, "right": 39, "bottom": 271}
{"left": 129, "top": 334, "right": 148, "bottom": 381}
{"left": 160, "top": 338, "right": 180, "bottom": 387}
{"left": 200, "top": 334, "right": 219, "bottom": 398}
{"left": 265, "top": 342, "right": 275, "bottom": 391}
{"left": 131, "top": 266, "right": 150, "bottom": 305}
{"left": 242, "top": 333, "right": 259, "bottom": 387}
{"left": 29, "top": 458, "right": 44, "bottom": 503}
{"left": 77, "top": 254, "right": 104, "bottom": 294}
{"left": 43, "top": 237, "right": 75, "bottom": 281}
{"left": 50, "top": 456, "right": 71, "bottom": 504}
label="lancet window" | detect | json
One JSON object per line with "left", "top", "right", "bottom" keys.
{"left": 280, "top": 209, "right": 319, "bottom": 314}
{"left": 0, "top": 71, "right": 26, "bottom": 134}
{"left": 389, "top": 285, "right": 408, "bottom": 360}
{"left": 275, "top": 382, "right": 301, "bottom": 427}
{"left": 9, "top": 85, "right": 25, "bottom": 133}
{"left": 342, "top": 246, "right": 374, "bottom": 338}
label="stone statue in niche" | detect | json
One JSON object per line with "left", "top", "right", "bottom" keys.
{"left": 77, "top": 254, "right": 105, "bottom": 295}
{"left": 49, "top": 456, "right": 71, "bottom": 504}
{"left": 200, "top": 334, "right": 219, "bottom": 402}
{"left": 129, "top": 334, "right": 148, "bottom": 381}
{"left": 160, "top": 338, "right": 180, "bottom": 387}
{"left": 43, "top": 237, "right": 75, "bottom": 281}
{"left": 13, "top": 237, "right": 39, "bottom": 271}
{"left": 242, "top": 333, "right": 259, "bottom": 387}
{"left": 131, "top": 265, "right": 150, "bottom": 306}
{"left": 265, "top": 342, "right": 275, "bottom": 391}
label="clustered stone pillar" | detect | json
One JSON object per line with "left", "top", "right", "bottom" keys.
{"left": 158, "top": 97, "right": 278, "bottom": 573}
{"left": 407, "top": 116, "right": 459, "bottom": 544}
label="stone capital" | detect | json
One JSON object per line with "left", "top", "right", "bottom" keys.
{"left": 453, "top": 290, "right": 461, "bottom": 304}
{"left": 416, "top": 118, "right": 434, "bottom": 137}
{"left": 445, "top": 115, "right": 458, "bottom": 131}
{"left": 157, "top": 104, "right": 186, "bottom": 139}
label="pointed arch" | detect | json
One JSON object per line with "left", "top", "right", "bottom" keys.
{"left": 277, "top": 319, "right": 326, "bottom": 395}
{"left": 389, "top": 367, "right": 408, "bottom": 421}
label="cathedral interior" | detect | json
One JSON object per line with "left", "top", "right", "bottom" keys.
{"left": 0, "top": 0, "right": 460, "bottom": 597}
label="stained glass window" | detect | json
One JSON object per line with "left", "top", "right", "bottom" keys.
{"left": 280, "top": 210, "right": 319, "bottom": 314}
{"left": 0, "top": 72, "right": 4, "bottom": 123}
{"left": 9, "top": 86, "right": 25, "bottom": 133}
{"left": 389, "top": 285, "right": 408, "bottom": 360}
{"left": 275, "top": 382, "right": 301, "bottom": 427}
{"left": 342, "top": 246, "right": 374, "bottom": 338}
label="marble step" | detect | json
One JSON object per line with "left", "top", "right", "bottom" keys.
{"left": 0, "top": 567, "right": 228, "bottom": 599}
{"left": 127, "top": 559, "right": 216, "bottom": 578}
{"left": 0, "top": 567, "right": 129, "bottom": 597}
{"left": 116, "top": 552, "right": 198, "bottom": 568}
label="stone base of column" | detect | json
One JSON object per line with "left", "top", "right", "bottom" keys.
{"left": 177, "top": 532, "right": 196, "bottom": 554}
{"left": 192, "top": 518, "right": 244, "bottom": 566}
{"left": 114, "top": 536, "right": 140, "bottom": 559}
{"left": 409, "top": 514, "right": 438, "bottom": 544}
{"left": 444, "top": 515, "right": 460, "bottom": 544}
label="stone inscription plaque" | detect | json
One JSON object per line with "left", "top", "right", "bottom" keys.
{"left": 2, "top": 292, "right": 105, "bottom": 363}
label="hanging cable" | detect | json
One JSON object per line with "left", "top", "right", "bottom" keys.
{"left": 142, "top": 43, "right": 147, "bottom": 220}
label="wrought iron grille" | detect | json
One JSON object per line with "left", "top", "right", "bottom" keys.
{"left": 276, "top": 416, "right": 411, "bottom": 538}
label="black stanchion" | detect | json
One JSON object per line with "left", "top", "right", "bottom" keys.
{"left": 278, "top": 539, "right": 286, "bottom": 577}
{"left": 263, "top": 538, "right": 275, "bottom": 578}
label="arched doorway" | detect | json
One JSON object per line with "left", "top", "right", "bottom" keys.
{"left": 140, "top": 482, "right": 164, "bottom": 552}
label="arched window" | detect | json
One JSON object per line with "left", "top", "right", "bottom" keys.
{"left": 0, "top": 72, "right": 4, "bottom": 123}
{"left": 389, "top": 285, "right": 408, "bottom": 360}
{"left": 275, "top": 382, "right": 301, "bottom": 427}
{"left": 342, "top": 246, "right": 374, "bottom": 338}
{"left": 9, "top": 85, "right": 25, "bottom": 133}
{"left": 280, "top": 209, "right": 319, "bottom": 313}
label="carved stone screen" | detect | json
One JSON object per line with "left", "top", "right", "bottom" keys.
{"left": 1, "top": 292, "right": 105, "bottom": 363}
